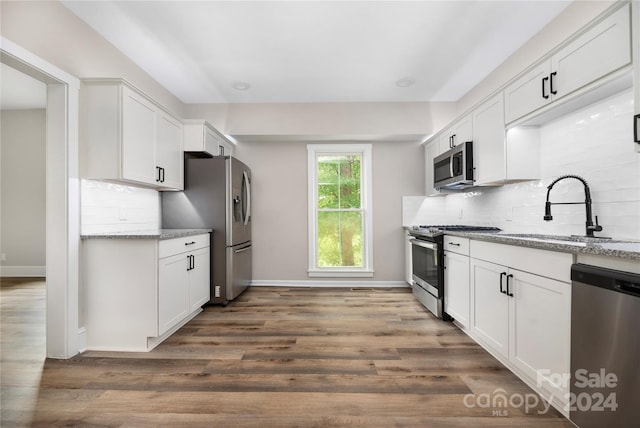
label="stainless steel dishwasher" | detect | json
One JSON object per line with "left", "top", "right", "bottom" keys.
{"left": 570, "top": 263, "right": 640, "bottom": 428}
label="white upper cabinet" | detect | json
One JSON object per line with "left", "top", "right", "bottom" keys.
{"left": 473, "top": 93, "right": 540, "bottom": 186}
{"left": 157, "top": 112, "right": 184, "bottom": 189}
{"left": 121, "top": 87, "right": 158, "bottom": 185}
{"left": 472, "top": 94, "right": 506, "bottom": 186}
{"left": 82, "top": 79, "right": 184, "bottom": 191}
{"left": 505, "top": 4, "right": 631, "bottom": 123}
{"left": 504, "top": 62, "right": 551, "bottom": 124}
{"left": 184, "top": 119, "right": 235, "bottom": 157}
{"left": 439, "top": 114, "right": 473, "bottom": 154}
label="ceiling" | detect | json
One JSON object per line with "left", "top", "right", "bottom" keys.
{"left": 60, "top": 1, "right": 571, "bottom": 105}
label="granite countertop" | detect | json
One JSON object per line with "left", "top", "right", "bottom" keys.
{"left": 444, "top": 231, "right": 640, "bottom": 261}
{"left": 81, "top": 228, "right": 212, "bottom": 240}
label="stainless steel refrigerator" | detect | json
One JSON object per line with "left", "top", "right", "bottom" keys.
{"left": 161, "top": 156, "right": 252, "bottom": 304}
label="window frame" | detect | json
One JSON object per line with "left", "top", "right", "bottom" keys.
{"left": 307, "top": 144, "right": 373, "bottom": 277}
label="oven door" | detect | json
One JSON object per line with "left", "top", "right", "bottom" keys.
{"left": 410, "top": 238, "right": 443, "bottom": 318}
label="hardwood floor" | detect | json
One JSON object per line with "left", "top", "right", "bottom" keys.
{"left": 1, "top": 283, "right": 573, "bottom": 427}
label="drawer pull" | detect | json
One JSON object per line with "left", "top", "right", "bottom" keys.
{"left": 506, "top": 274, "right": 514, "bottom": 297}
{"left": 185, "top": 241, "right": 196, "bottom": 246}
{"left": 448, "top": 242, "right": 461, "bottom": 246}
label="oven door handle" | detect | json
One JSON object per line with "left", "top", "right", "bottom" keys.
{"left": 410, "top": 240, "right": 438, "bottom": 251}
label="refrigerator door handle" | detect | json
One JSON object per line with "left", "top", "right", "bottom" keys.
{"left": 234, "top": 245, "right": 252, "bottom": 254}
{"left": 243, "top": 171, "right": 251, "bottom": 226}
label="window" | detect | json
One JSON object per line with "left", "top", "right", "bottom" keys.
{"left": 307, "top": 144, "right": 373, "bottom": 277}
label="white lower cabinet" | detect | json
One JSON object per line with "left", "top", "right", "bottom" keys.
{"left": 158, "top": 246, "right": 210, "bottom": 335}
{"left": 469, "top": 240, "right": 572, "bottom": 415}
{"left": 405, "top": 231, "right": 414, "bottom": 285}
{"left": 84, "top": 233, "right": 210, "bottom": 351}
{"left": 189, "top": 248, "right": 211, "bottom": 311}
{"left": 158, "top": 253, "right": 190, "bottom": 335}
{"left": 443, "top": 236, "right": 470, "bottom": 328}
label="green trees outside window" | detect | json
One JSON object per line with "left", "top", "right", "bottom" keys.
{"left": 316, "top": 154, "right": 363, "bottom": 267}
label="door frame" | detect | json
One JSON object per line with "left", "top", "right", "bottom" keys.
{"left": 1, "top": 37, "right": 81, "bottom": 358}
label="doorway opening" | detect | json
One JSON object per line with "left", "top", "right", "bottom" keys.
{"left": 1, "top": 39, "right": 81, "bottom": 359}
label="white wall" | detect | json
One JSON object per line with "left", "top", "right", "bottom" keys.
{"left": 405, "top": 89, "right": 640, "bottom": 240}
{"left": 0, "top": 109, "right": 46, "bottom": 276}
{"left": 222, "top": 102, "right": 456, "bottom": 142}
{"left": 234, "top": 139, "right": 424, "bottom": 284}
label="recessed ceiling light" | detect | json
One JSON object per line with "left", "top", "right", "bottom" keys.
{"left": 231, "top": 81, "right": 251, "bottom": 91}
{"left": 395, "top": 77, "right": 416, "bottom": 88}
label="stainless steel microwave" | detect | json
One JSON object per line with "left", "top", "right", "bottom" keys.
{"left": 433, "top": 141, "right": 474, "bottom": 191}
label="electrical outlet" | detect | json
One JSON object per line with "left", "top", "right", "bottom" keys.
{"left": 119, "top": 208, "right": 128, "bottom": 221}
{"left": 458, "top": 208, "right": 463, "bottom": 219}
{"left": 1, "top": 253, "right": 6, "bottom": 262}
{"left": 214, "top": 286, "right": 221, "bottom": 298}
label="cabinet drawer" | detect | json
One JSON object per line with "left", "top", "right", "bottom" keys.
{"left": 470, "top": 239, "right": 572, "bottom": 283}
{"left": 444, "top": 235, "right": 470, "bottom": 255}
{"left": 159, "top": 233, "right": 210, "bottom": 258}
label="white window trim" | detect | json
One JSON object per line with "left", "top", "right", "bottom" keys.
{"left": 307, "top": 144, "right": 373, "bottom": 277}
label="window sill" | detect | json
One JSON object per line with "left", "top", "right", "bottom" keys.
{"left": 308, "top": 270, "right": 374, "bottom": 278}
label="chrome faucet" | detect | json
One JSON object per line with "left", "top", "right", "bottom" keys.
{"left": 543, "top": 174, "right": 603, "bottom": 237}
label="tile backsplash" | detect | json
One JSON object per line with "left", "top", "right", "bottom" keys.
{"left": 81, "top": 179, "right": 160, "bottom": 234}
{"left": 404, "top": 89, "right": 640, "bottom": 240}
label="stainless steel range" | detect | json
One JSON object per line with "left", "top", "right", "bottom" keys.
{"left": 408, "top": 225, "right": 500, "bottom": 319}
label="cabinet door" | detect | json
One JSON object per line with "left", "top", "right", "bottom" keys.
{"left": 438, "top": 131, "right": 453, "bottom": 154}
{"left": 189, "top": 247, "right": 210, "bottom": 312}
{"left": 444, "top": 251, "right": 470, "bottom": 328}
{"left": 551, "top": 5, "right": 630, "bottom": 101}
{"left": 472, "top": 94, "right": 506, "bottom": 186}
{"left": 158, "top": 253, "right": 189, "bottom": 335}
{"left": 405, "top": 232, "right": 414, "bottom": 285}
{"left": 470, "top": 258, "right": 509, "bottom": 358}
{"left": 509, "top": 269, "right": 571, "bottom": 399}
{"left": 439, "top": 115, "right": 473, "bottom": 152}
{"left": 157, "top": 112, "right": 184, "bottom": 190}
{"left": 504, "top": 61, "right": 551, "bottom": 123}
{"left": 424, "top": 140, "right": 441, "bottom": 196}
{"left": 204, "top": 126, "right": 218, "bottom": 155}
{"left": 452, "top": 114, "right": 473, "bottom": 147}
{"left": 121, "top": 87, "right": 157, "bottom": 185}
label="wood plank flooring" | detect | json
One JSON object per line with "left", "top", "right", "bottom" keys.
{"left": 1, "top": 281, "right": 573, "bottom": 427}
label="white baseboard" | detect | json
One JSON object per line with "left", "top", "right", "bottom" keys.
{"left": 0, "top": 266, "right": 46, "bottom": 277}
{"left": 251, "top": 279, "right": 409, "bottom": 288}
